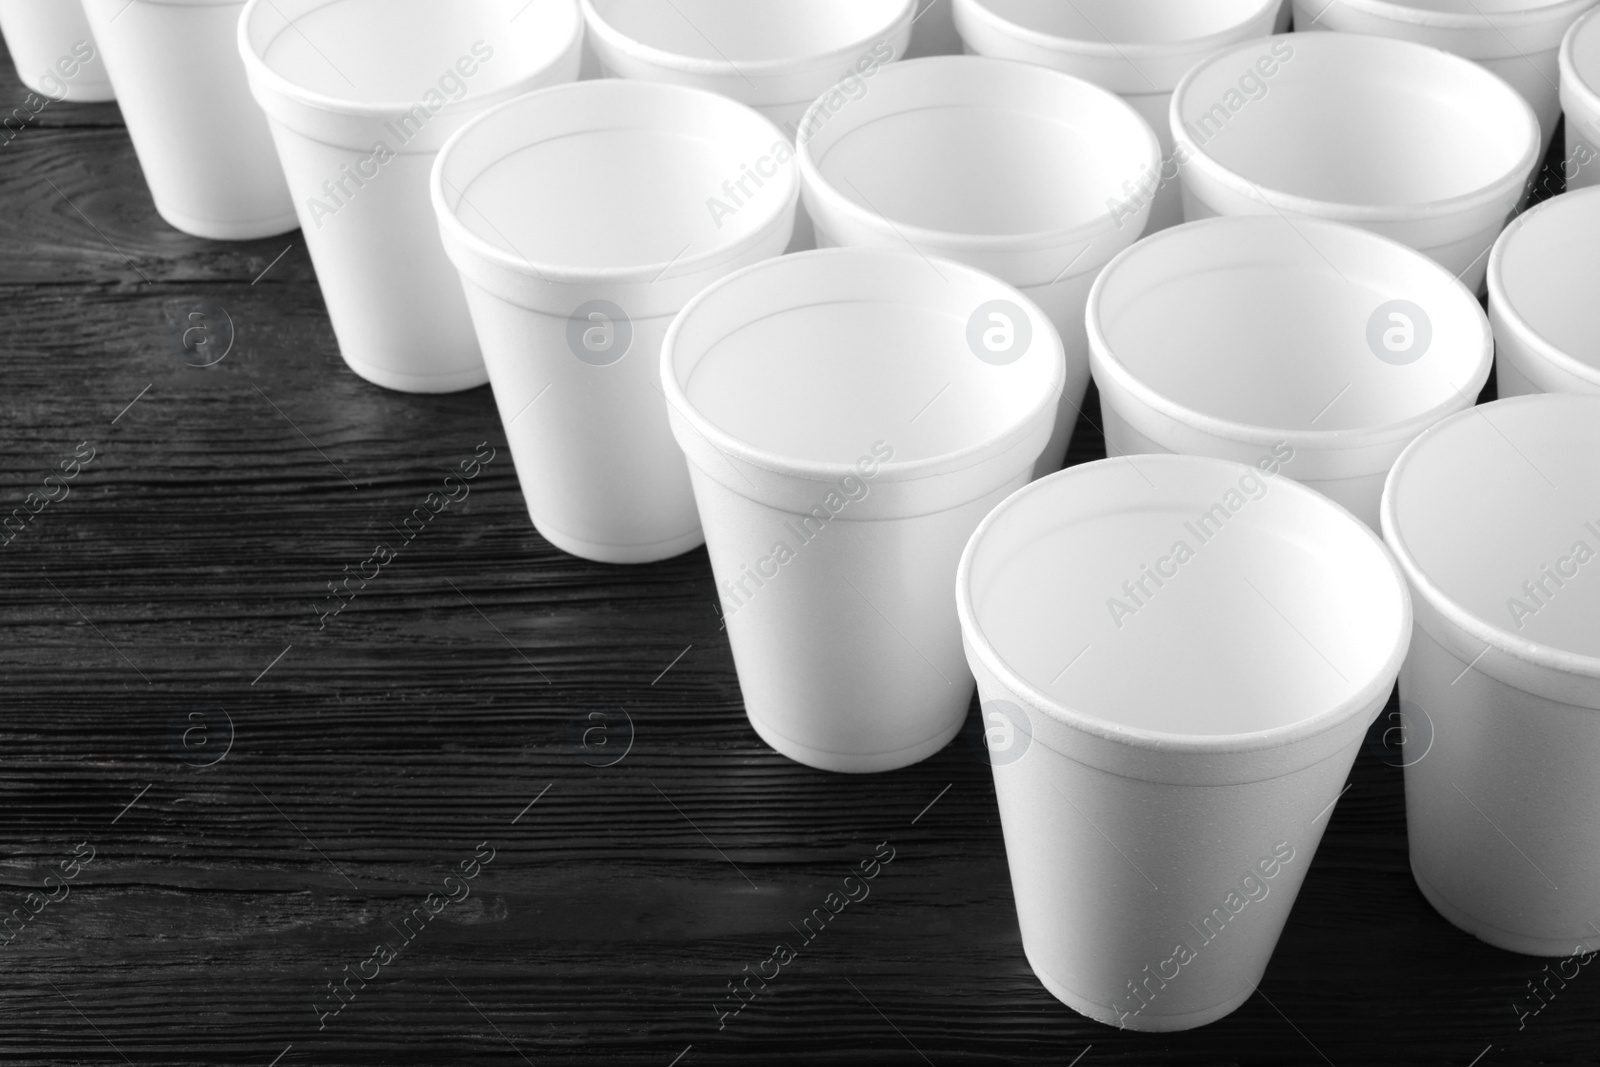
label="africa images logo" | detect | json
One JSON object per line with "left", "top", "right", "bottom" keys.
{"left": 981, "top": 699, "right": 1033, "bottom": 767}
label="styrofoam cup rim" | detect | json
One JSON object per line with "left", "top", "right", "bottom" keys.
{"left": 659, "top": 246, "right": 1067, "bottom": 485}
{"left": 957, "top": 453, "right": 1414, "bottom": 757}
{"left": 237, "top": 0, "right": 584, "bottom": 119}
{"left": 797, "top": 55, "right": 1163, "bottom": 256}
{"left": 97, "top": 0, "right": 247, "bottom": 7}
{"left": 429, "top": 79, "right": 800, "bottom": 285}
{"left": 1086, "top": 216, "right": 1493, "bottom": 452}
{"left": 1170, "top": 32, "right": 1543, "bottom": 225}
{"left": 953, "top": 0, "right": 1283, "bottom": 67}
{"left": 1559, "top": 5, "right": 1600, "bottom": 116}
{"left": 578, "top": 0, "right": 919, "bottom": 79}
{"left": 1311, "top": 0, "right": 1599, "bottom": 31}
{"left": 1380, "top": 394, "right": 1600, "bottom": 681}
{"left": 1486, "top": 185, "right": 1600, "bottom": 391}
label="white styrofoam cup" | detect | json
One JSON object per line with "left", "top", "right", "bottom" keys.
{"left": 0, "top": 0, "right": 112, "bottom": 101}
{"left": 239, "top": 0, "right": 583, "bottom": 394}
{"left": 1089, "top": 215, "right": 1492, "bottom": 529}
{"left": 958, "top": 453, "right": 1411, "bottom": 1029}
{"left": 1487, "top": 185, "right": 1600, "bottom": 396}
{"left": 578, "top": 0, "right": 914, "bottom": 252}
{"left": 1562, "top": 5, "right": 1600, "bottom": 189}
{"left": 798, "top": 54, "right": 1160, "bottom": 478}
{"left": 951, "top": 0, "right": 1282, "bottom": 232}
{"left": 81, "top": 0, "right": 295, "bottom": 239}
{"left": 1381, "top": 394, "right": 1600, "bottom": 956}
{"left": 578, "top": 0, "right": 917, "bottom": 136}
{"left": 1294, "top": 0, "right": 1600, "bottom": 153}
{"left": 663, "top": 247, "right": 1064, "bottom": 773}
{"left": 1171, "top": 32, "right": 1542, "bottom": 292}
{"left": 432, "top": 79, "right": 798, "bottom": 564}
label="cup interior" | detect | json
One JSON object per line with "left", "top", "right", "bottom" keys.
{"left": 966, "top": 456, "right": 1407, "bottom": 737}
{"left": 666, "top": 249, "right": 1060, "bottom": 468}
{"left": 1385, "top": 396, "right": 1600, "bottom": 661}
{"left": 804, "top": 57, "right": 1156, "bottom": 239}
{"left": 436, "top": 81, "right": 793, "bottom": 274}
{"left": 1093, "top": 217, "right": 1488, "bottom": 434}
{"left": 246, "top": 0, "right": 579, "bottom": 105}
{"left": 586, "top": 0, "right": 910, "bottom": 63}
{"left": 967, "top": 0, "right": 1275, "bottom": 44}
{"left": 1180, "top": 35, "right": 1535, "bottom": 207}
{"left": 1496, "top": 190, "right": 1600, "bottom": 376}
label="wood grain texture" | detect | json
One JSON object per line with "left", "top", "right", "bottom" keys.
{"left": 0, "top": 40, "right": 1595, "bottom": 1067}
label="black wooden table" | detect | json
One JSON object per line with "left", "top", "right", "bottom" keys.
{"left": 1, "top": 46, "right": 1593, "bottom": 1067}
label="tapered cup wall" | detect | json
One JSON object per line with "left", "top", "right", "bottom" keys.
{"left": 239, "top": 0, "right": 583, "bottom": 393}
{"left": 1088, "top": 215, "right": 1492, "bottom": 529}
{"left": 432, "top": 79, "right": 798, "bottom": 564}
{"left": 662, "top": 248, "right": 1064, "bottom": 772}
{"left": 797, "top": 55, "right": 1160, "bottom": 478}
{"left": 1562, "top": 6, "right": 1600, "bottom": 189}
{"left": 1487, "top": 186, "right": 1600, "bottom": 396}
{"left": 1171, "top": 32, "right": 1541, "bottom": 292}
{"left": 0, "top": 0, "right": 112, "bottom": 101}
{"left": 1382, "top": 395, "right": 1600, "bottom": 956}
{"left": 958, "top": 454, "right": 1410, "bottom": 1029}
{"left": 1295, "top": 0, "right": 1600, "bottom": 154}
{"left": 951, "top": 0, "right": 1281, "bottom": 232}
{"left": 82, "top": 0, "right": 295, "bottom": 239}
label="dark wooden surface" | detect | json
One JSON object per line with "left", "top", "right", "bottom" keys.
{"left": 1, "top": 44, "right": 1594, "bottom": 1067}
